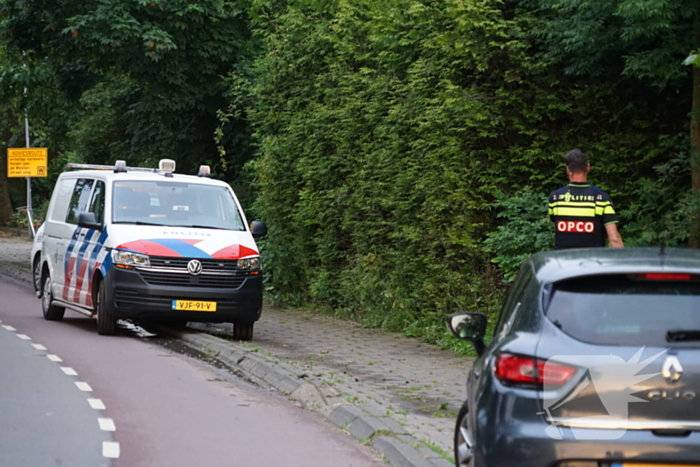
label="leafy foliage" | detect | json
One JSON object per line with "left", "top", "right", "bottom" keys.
{"left": 485, "top": 187, "right": 553, "bottom": 283}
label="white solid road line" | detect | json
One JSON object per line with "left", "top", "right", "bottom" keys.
{"left": 98, "top": 418, "right": 116, "bottom": 431}
{"left": 102, "top": 441, "right": 120, "bottom": 459}
{"left": 75, "top": 381, "right": 93, "bottom": 392}
{"left": 61, "top": 367, "right": 78, "bottom": 376}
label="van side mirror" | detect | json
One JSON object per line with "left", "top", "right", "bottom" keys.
{"left": 447, "top": 312, "right": 487, "bottom": 356}
{"left": 250, "top": 221, "right": 267, "bottom": 240}
{"left": 77, "top": 212, "right": 102, "bottom": 231}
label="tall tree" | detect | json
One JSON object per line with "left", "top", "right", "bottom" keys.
{"left": 0, "top": 0, "right": 253, "bottom": 178}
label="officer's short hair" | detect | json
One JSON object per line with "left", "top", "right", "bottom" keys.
{"left": 564, "top": 148, "right": 588, "bottom": 173}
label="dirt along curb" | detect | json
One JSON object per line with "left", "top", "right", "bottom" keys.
{"left": 0, "top": 232, "right": 463, "bottom": 467}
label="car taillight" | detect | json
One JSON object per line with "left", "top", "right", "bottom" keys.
{"left": 494, "top": 353, "right": 576, "bottom": 387}
{"left": 637, "top": 273, "right": 692, "bottom": 281}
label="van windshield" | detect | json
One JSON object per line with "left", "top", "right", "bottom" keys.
{"left": 546, "top": 274, "right": 700, "bottom": 346}
{"left": 112, "top": 181, "right": 246, "bottom": 231}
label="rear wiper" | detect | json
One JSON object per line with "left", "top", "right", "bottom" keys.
{"left": 666, "top": 330, "right": 700, "bottom": 342}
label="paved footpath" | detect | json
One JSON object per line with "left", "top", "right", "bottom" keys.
{"left": 0, "top": 231, "right": 473, "bottom": 467}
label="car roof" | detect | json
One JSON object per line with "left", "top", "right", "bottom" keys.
{"left": 58, "top": 169, "right": 229, "bottom": 187}
{"left": 528, "top": 248, "right": 700, "bottom": 283}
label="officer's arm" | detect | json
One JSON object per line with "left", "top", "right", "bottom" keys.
{"left": 604, "top": 223, "right": 624, "bottom": 248}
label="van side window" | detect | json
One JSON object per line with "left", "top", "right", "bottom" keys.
{"left": 65, "top": 178, "right": 95, "bottom": 224}
{"left": 49, "top": 178, "right": 77, "bottom": 222}
{"left": 89, "top": 181, "right": 106, "bottom": 224}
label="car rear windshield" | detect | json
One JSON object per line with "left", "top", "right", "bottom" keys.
{"left": 546, "top": 274, "right": 700, "bottom": 346}
{"left": 112, "top": 181, "right": 246, "bottom": 230}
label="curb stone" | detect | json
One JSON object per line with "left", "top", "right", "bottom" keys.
{"left": 0, "top": 235, "right": 455, "bottom": 467}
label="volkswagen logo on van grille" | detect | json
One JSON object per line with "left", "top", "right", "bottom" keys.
{"left": 187, "top": 259, "right": 203, "bottom": 276}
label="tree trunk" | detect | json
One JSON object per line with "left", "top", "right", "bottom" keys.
{"left": 0, "top": 110, "right": 15, "bottom": 227}
{"left": 691, "top": 66, "right": 700, "bottom": 248}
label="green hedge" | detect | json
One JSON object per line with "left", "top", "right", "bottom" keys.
{"left": 237, "top": 0, "right": 690, "bottom": 341}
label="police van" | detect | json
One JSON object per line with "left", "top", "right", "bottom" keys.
{"left": 30, "top": 159, "right": 266, "bottom": 339}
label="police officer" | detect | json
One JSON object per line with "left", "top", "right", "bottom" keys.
{"left": 549, "top": 149, "right": 624, "bottom": 250}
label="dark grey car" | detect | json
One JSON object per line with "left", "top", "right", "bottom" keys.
{"left": 449, "top": 248, "right": 700, "bottom": 467}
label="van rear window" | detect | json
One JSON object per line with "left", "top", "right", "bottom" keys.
{"left": 546, "top": 274, "right": 700, "bottom": 346}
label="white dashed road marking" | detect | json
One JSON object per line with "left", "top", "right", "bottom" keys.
{"left": 103, "top": 442, "right": 120, "bottom": 459}
{"left": 5, "top": 323, "right": 120, "bottom": 459}
{"left": 88, "top": 399, "right": 106, "bottom": 410}
{"left": 61, "top": 367, "right": 78, "bottom": 376}
{"left": 98, "top": 418, "right": 116, "bottom": 431}
{"left": 75, "top": 382, "right": 93, "bottom": 392}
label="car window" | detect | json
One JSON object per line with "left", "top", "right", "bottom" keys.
{"left": 546, "top": 274, "right": 700, "bottom": 346}
{"left": 493, "top": 262, "right": 533, "bottom": 340}
{"left": 49, "top": 178, "right": 76, "bottom": 222}
{"left": 111, "top": 181, "right": 246, "bottom": 230}
{"left": 89, "top": 180, "right": 106, "bottom": 224}
{"left": 65, "top": 178, "right": 95, "bottom": 224}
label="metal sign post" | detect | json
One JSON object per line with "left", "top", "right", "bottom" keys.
{"left": 25, "top": 117, "right": 34, "bottom": 237}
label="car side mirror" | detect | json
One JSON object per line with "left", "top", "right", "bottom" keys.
{"left": 447, "top": 312, "right": 487, "bottom": 356}
{"left": 250, "top": 221, "right": 267, "bottom": 240}
{"left": 77, "top": 212, "right": 102, "bottom": 231}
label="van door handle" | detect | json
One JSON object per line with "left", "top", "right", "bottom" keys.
{"left": 78, "top": 231, "right": 86, "bottom": 238}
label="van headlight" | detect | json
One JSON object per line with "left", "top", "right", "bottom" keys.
{"left": 112, "top": 250, "right": 151, "bottom": 268}
{"left": 237, "top": 257, "right": 261, "bottom": 271}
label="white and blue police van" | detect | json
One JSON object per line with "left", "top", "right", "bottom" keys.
{"left": 30, "top": 159, "right": 266, "bottom": 339}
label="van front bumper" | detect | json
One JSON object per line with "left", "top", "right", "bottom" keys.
{"left": 104, "top": 266, "right": 263, "bottom": 323}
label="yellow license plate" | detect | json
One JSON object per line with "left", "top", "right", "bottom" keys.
{"left": 171, "top": 300, "right": 217, "bottom": 312}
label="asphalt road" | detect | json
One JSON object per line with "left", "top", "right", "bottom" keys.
{"left": 0, "top": 278, "right": 385, "bottom": 467}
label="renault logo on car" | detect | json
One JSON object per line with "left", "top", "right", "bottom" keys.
{"left": 187, "top": 259, "right": 203, "bottom": 276}
{"left": 661, "top": 356, "right": 683, "bottom": 383}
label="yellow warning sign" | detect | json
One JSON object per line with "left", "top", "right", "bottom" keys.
{"left": 7, "top": 148, "right": 48, "bottom": 178}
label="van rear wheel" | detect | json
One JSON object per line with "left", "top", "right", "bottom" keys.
{"left": 41, "top": 273, "right": 65, "bottom": 321}
{"left": 233, "top": 322, "right": 254, "bottom": 341}
{"left": 96, "top": 281, "right": 116, "bottom": 336}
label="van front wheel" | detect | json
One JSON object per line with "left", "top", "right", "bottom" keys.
{"left": 96, "top": 281, "right": 116, "bottom": 336}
